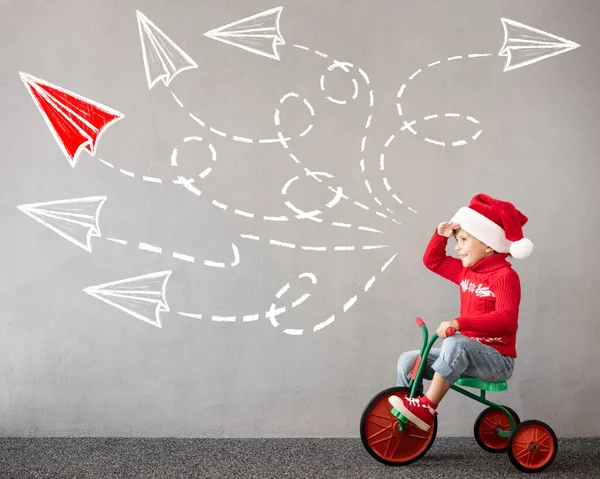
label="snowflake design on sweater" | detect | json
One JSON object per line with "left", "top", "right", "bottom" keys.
{"left": 460, "top": 279, "right": 496, "bottom": 298}
{"left": 471, "top": 336, "right": 507, "bottom": 345}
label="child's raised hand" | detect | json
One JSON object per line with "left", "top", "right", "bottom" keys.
{"left": 437, "top": 221, "right": 460, "bottom": 238}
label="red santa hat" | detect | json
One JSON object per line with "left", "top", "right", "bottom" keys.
{"left": 450, "top": 193, "right": 533, "bottom": 259}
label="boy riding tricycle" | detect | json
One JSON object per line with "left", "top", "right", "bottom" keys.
{"left": 360, "top": 194, "right": 557, "bottom": 473}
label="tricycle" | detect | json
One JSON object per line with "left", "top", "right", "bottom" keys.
{"left": 359, "top": 317, "right": 558, "bottom": 473}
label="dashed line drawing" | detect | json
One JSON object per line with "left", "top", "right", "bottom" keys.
{"left": 282, "top": 152, "right": 402, "bottom": 226}
{"left": 185, "top": 100, "right": 308, "bottom": 146}
{"left": 183, "top": 252, "right": 397, "bottom": 336}
{"left": 239, "top": 233, "right": 388, "bottom": 252}
{"left": 19, "top": 72, "right": 124, "bottom": 168}
{"left": 17, "top": 196, "right": 107, "bottom": 252}
{"left": 136, "top": 10, "right": 198, "bottom": 90}
{"left": 499, "top": 18, "right": 580, "bottom": 72}
{"left": 277, "top": 46, "right": 403, "bottom": 222}
{"left": 398, "top": 113, "right": 483, "bottom": 148}
{"left": 177, "top": 272, "right": 316, "bottom": 329}
{"left": 273, "top": 92, "right": 316, "bottom": 145}
{"left": 289, "top": 46, "right": 397, "bottom": 215}
{"left": 395, "top": 52, "right": 492, "bottom": 146}
{"left": 353, "top": 52, "right": 493, "bottom": 216}
{"left": 280, "top": 173, "right": 384, "bottom": 232}
{"left": 204, "top": 6, "right": 285, "bottom": 61}
{"left": 17, "top": 194, "right": 242, "bottom": 268}
{"left": 103, "top": 237, "right": 241, "bottom": 268}
{"left": 83, "top": 270, "right": 172, "bottom": 328}
{"left": 93, "top": 139, "right": 301, "bottom": 226}
{"left": 96, "top": 135, "right": 217, "bottom": 185}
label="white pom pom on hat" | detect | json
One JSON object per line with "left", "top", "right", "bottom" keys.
{"left": 509, "top": 238, "right": 534, "bottom": 259}
{"left": 450, "top": 193, "right": 533, "bottom": 258}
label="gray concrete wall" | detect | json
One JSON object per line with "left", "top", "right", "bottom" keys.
{"left": 1, "top": 0, "right": 599, "bottom": 437}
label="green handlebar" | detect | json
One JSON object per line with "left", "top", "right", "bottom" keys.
{"left": 409, "top": 319, "right": 456, "bottom": 398}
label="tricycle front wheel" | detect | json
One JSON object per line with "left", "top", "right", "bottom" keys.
{"left": 360, "top": 386, "right": 437, "bottom": 466}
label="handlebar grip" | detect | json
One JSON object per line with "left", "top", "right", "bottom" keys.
{"left": 416, "top": 317, "right": 425, "bottom": 327}
{"left": 445, "top": 327, "right": 457, "bottom": 337}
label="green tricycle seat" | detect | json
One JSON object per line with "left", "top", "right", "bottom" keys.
{"left": 455, "top": 377, "right": 508, "bottom": 392}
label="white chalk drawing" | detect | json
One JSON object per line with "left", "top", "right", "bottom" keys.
{"left": 178, "top": 272, "right": 316, "bottom": 329}
{"left": 16, "top": 11, "right": 581, "bottom": 335}
{"left": 280, "top": 173, "right": 384, "bottom": 232}
{"left": 239, "top": 233, "right": 389, "bottom": 252}
{"left": 19, "top": 72, "right": 124, "bottom": 167}
{"left": 281, "top": 142, "right": 402, "bottom": 226}
{"left": 83, "top": 271, "right": 172, "bottom": 328}
{"left": 204, "top": 6, "right": 285, "bottom": 61}
{"left": 104, "top": 238, "right": 241, "bottom": 269}
{"left": 17, "top": 194, "right": 242, "bottom": 268}
{"left": 17, "top": 197, "right": 107, "bottom": 252}
{"left": 136, "top": 10, "right": 198, "bottom": 89}
{"left": 177, "top": 253, "right": 397, "bottom": 335}
{"left": 499, "top": 18, "right": 580, "bottom": 72}
{"left": 287, "top": 45, "right": 418, "bottom": 219}
{"left": 96, "top": 135, "right": 216, "bottom": 183}
{"left": 353, "top": 53, "right": 492, "bottom": 214}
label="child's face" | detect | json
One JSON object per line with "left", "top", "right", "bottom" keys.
{"left": 453, "top": 228, "right": 494, "bottom": 267}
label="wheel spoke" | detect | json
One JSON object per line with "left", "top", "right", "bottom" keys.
{"left": 390, "top": 436, "right": 402, "bottom": 458}
{"left": 368, "top": 415, "right": 392, "bottom": 429}
{"left": 370, "top": 413, "right": 392, "bottom": 421}
{"left": 514, "top": 447, "right": 532, "bottom": 463}
{"left": 370, "top": 433, "right": 394, "bottom": 447}
{"left": 482, "top": 417, "right": 497, "bottom": 429}
{"left": 367, "top": 423, "right": 393, "bottom": 441}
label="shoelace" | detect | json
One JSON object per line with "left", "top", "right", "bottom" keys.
{"left": 407, "top": 397, "right": 436, "bottom": 414}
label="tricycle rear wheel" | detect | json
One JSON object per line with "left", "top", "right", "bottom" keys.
{"left": 360, "top": 386, "right": 437, "bottom": 466}
{"left": 507, "top": 419, "right": 558, "bottom": 473}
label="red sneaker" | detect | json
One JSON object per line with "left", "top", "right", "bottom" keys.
{"left": 388, "top": 395, "right": 437, "bottom": 432}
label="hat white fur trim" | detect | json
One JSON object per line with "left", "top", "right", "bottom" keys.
{"left": 450, "top": 207, "right": 512, "bottom": 254}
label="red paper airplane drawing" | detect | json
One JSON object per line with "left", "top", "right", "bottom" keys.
{"left": 19, "top": 72, "right": 124, "bottom": 167}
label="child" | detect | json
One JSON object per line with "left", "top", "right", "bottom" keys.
{"left": 388, "top": 193, "right": 533, "bottom": 432}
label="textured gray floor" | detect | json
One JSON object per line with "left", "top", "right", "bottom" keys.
{"left": 0, "top": 437, "right": 596, "bottom": 478}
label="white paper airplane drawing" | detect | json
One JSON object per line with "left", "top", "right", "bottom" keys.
{"left": 17, "top": 196, "right": 107, "bottom": 252}
{"left": 84, "top": 270, "right": 172, "bottom": 328}
{"left": 499, "top": 18, "right": 580, "bottom": 72}
{"left": 204, "top": 6, "right": 285, "bottom": 61}
{"left": 137, "top": 10, "right": 198, "bottom": 89}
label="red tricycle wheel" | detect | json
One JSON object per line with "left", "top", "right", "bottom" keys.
{"left": 474, "top": 405, "right": 520, "bottom": 453}
{"left": 360, "top": 387, "right": 437, "bottom": 466}
{"left": 507, "top": 420, "right": 558, "bottom": 473}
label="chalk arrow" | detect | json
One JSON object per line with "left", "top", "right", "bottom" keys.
{"left": 136, "top": 10, "right": 198, "bottom": 89}
{"left": 17, "top": 196, "right": 107, "bottom": 252}
{"left": 499, "top": 18, "right": 580, "bottom": 72}
{"left": 19, "top": 72, "right": 124, "bottom": 167}
{"left": 204, "top": 6, "right": 285, "bottom": 61}
{"left": 84, "top": 270, "right": 172, "bottom": 328}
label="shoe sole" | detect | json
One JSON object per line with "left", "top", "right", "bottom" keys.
{"left": 396, "top": 403, "right": 431, "bottom": 432}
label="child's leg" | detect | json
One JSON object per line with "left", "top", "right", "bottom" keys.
{"left": 390, "top": 335, "right": 513, "bottom": 431}
{"left": 396, "top": 349, "right": 440, "bottom": 388}
{"left": 425, "top": 373, "right": 452, "bottom": 405}
{"left": 430, "top": 334, "right": 515, "bottom": 387}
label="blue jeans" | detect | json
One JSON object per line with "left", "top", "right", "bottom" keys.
{"left": 396, "top": 333, "right": 515, "bottom": 387}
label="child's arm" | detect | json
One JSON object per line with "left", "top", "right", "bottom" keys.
{"left": 423, "top": 224, "right": 463, "bottom": 285}
{"left": 455, "top": 271, "right": 521, "bottom": 335}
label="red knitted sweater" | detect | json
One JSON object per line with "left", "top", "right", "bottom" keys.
{"left": 423, "top": 231, "right": 521, "bottom": 357}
